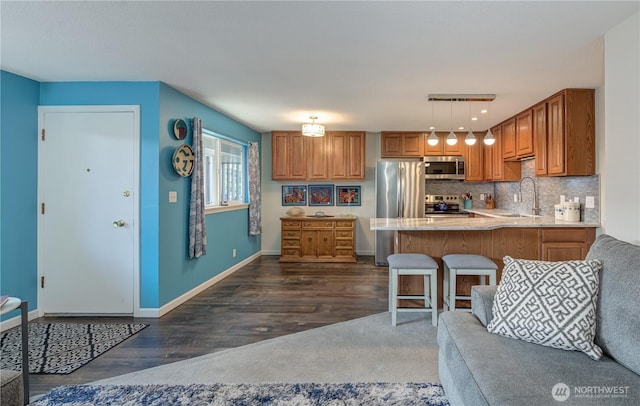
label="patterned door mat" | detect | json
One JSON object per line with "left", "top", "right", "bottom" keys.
{"left": 0, "top": 322, "right": 148, "bottom": 374}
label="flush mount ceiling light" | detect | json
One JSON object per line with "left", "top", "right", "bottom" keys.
{"left": 301, "top": 116, "right": 325, "bottom": 137}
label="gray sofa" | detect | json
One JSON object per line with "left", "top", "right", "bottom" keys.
{"left": 438, "top": 234, "right": 640, "bottom": 406}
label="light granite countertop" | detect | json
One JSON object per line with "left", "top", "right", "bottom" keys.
{"left": 369, "top": 216, "right": 600, "bottom": 231}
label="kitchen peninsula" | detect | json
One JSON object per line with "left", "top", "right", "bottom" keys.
{"left": 370, "top": 215, "right": 599, "bottom": 309}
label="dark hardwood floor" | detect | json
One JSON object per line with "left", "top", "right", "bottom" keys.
{"left": 26, "top": 255, "right": 389, "bottom": 397}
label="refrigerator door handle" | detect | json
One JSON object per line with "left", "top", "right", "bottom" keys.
{"left": 397, "top": 165, "right": 404, "bottom": 218}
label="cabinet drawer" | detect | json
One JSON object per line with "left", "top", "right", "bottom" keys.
{"left": 282, "top": 230, "right": 301, "bottom": 238}
{"left": 335, "top": 249, "right": 354, "bottom": 257}
{"left": 541, "top": 228, "right": 589, "bottom": 243}
{"left": 281, "top": 220, "right": 301, "bottom": 228}
{"left": 282, "top": 238, "right": 300, "bottom": 248}
{"left": 335, "top": 230, "right": 353, "bottom": 238}
{"left": 335, "top": 220, "right": 354, "bottom": 228}
{"left": 335, "top": 239, "right": 353, "bottom": 248}
{"left": 281, "top": 248, "right": 301, "bottom": 256}
{"left": 302, "top": 220, "right": 333, "bottom": 228}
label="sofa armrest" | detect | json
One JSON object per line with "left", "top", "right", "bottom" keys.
{"left": 471, "top": 285, "right": 498, "bottom": 327}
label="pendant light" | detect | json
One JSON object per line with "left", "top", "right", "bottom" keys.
{"left": 427, "top": 102, "right": 439, "bottom": 146}
{"left": 301, "top": 116, "right": 325, "bottom": 137}
{"left": 465, "top": 101, "right": 476, "bottom": 145}
{"left": 483, "top": 101, "right": 496, "bottom": 145}
{"left": 446, "top": 100, "right": 457, "bottom": 146}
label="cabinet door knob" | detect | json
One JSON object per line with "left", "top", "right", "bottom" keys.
{"left": 308, "top": 237, "right": 312, "bottom": 241}
{"left": 323, "top": 237, "right": 328, "bottom": 241}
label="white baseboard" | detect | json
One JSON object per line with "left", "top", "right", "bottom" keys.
{"left": 136, "top": 251, "right": 262, "bottom": 318}
{"left": 0, "top": 309, "right": 40, "bottom": 332}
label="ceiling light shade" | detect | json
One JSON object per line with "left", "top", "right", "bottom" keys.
{"left": 301, "top": 116, "right": 325, "bottom": 137}
{"left": 427, "top": 130, "right": 439, "bottom": 146}
{"left": 446, "top": 131, "right": 457, "bottom": 146}
{"left": 465, "top": 129, "right": 476, "bottom": 145}
{"left": 484, "top": 128, "right": 496, "bottom": 145}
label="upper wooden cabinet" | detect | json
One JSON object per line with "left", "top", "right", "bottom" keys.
{"left": 464, "top": 135, "right": 484, "bottom": 181}
{"left": 271, "top": 130, "right": 366, "bottom": 181}
{"left": 424, "top": 132, "right": 464, "bottom": 156}
{"left": 271, "top": 131, "right": 307, "bottom": 180}
{"left": 501, "top": 118, "right": 516, "bottom": 159}
{"left": 328, "top": 131, "right": 366, "bottom": 180}
{"left": 543, "top": 89, "right": 595, "bottom": 176}
{"left": 381, "top": 132, "right": 424, "bottom": 157}
{"left": 515, "top": 109, "right": 534, "bottom": 158}
{"left": 484, "top": 125, "right": 521, "bottom": 182}
{"left": 533, "top": 101, "right": 548, "bottom": 176}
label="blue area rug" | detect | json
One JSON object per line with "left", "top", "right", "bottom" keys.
{"left": 32, "top": 382, "right": 449, "bottom": 405}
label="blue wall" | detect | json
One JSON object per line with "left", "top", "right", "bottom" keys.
{"left": 158, "top": 84, "right": 261, "bottom": 305}
{"left": 0, "top": 71, "right": 40, "bottom": 318}
{"left": 1, "top": 73, "right": 262, "bottom": 315}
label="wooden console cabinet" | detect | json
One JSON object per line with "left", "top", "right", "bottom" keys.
{"left": 280, "top": 217, "right": 356, "bottom": 262}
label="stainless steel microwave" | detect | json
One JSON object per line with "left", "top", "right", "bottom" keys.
{"left": 424, "top": 156, "right": 465, "bottom": 180}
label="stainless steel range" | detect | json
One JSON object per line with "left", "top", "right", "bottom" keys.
{"left": 425, "top": 194, "right": 469, "bottom": 217}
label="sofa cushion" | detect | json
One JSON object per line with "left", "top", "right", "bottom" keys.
{"left": 439, "top": 311, "right": 640, "bottom": 406}
{"left": 585, "top": 234, "right": 640, "bottom": 375}
{"left": 487, "top": 256, "right": 602, "bottom": 360}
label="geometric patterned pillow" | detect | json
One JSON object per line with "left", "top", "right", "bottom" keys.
{"left": 486, "top": 256, "right": 603, "bottom": 360}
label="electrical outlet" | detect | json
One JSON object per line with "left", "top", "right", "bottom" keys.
{"left": 560, "top": 195, "right": 565, "bottom": 203}
{"left": 480, "top": 193, "right": 485, "bottom": 201}
{"left": 169, "top": 191, "right": 177, "bottom": 203}
{"left": 232, "top": 248, "right": 237, "bottom": 258}
{"left": 514, "top": 194, "right": 519, "bottom": 202}
{"left": 574, "top": 197, "right": 579, "bottom": 203}
{"left": 586, "top": 196, "right": 595, "bottom": 208}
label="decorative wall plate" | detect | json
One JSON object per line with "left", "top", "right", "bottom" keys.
{"left": 173, "top": 119, "right": 188, "bottom": 140}
{"left": 172, "top": 144, "right": 195, "bottom": 177}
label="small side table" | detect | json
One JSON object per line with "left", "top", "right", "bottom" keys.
{"left": 1, "top": 297, "right": 29, "bottom": 405}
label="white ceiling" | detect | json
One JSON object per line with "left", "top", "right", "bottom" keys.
{"left": 2, "top": 1, "right": 638, "bottom": 133}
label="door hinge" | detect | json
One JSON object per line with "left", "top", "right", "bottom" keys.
{"left": 41, "top": 202, "right": 45, "bottom": 214}
{"left": 41, "top": 129, "right": 45, "bottom": 141}
{"left": 41, "top": 276, "right": 45, "bottom": 288}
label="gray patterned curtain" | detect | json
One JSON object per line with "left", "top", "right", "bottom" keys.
{"left": 189, "top": 117, "right": 207, "bottom": 258}
{"left": 248, "top": 141, "right": 261, "bottom": 235}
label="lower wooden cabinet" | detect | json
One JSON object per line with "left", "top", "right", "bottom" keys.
{"left": 280, "top": 217, "right": 356, "bottom": 262}
{"left": 540, "top": 227, "right": 595, "bottom": 261}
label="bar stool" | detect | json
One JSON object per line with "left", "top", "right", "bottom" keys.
{"left": 387, "top": 253, "right": 439, "bottom": 326}
{"left": 442, "top": 254, "right": 498, "bottom": 312}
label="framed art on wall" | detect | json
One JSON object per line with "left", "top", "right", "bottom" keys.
{"left": 336, "top": 186, "right": 361, "bottom": 206}
{"left": 282, "top": 185, "right": 307, "bottom": 206}
{"left": 308, "top": 185, "right": 334, "bottom": 206}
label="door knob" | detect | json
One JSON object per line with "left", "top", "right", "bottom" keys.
{"left": 113, "top": 219, "right": 126, "bottom": 228}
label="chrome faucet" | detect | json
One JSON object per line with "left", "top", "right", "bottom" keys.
{"left": 519, "top": 176, "right": 541, "bottom": 215}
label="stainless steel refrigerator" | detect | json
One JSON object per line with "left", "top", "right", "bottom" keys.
{"left": 374, "top": 160, "right": 425, "bottom": 266}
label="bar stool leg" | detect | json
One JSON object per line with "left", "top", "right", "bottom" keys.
{"left": 391, "top": 268, "right": 398, "bottom": 326}
{"left": 443, "top": 263, "right": 449, "bottom": 311}
{"left": 431, "top": 272, "right": 438, "bottom": 326}
{"left": 449, "top": 267, "right": 457, "bottom": 312}
{"left": 424, "top": 274, "right": 430, "bottom": 308}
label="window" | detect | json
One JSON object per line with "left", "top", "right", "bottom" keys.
{"left": 202, "top": 131, "right": 246, "bottom": 208}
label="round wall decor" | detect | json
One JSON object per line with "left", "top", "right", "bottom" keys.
{"left": 173, "top": 119, "right": 188, "bottom": 140}
{"left": 172, "top": 144, "right": 195, "bottom": 177}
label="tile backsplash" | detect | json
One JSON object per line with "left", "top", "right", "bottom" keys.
{"left": 425, "top": 159, "right": 600, "bottom": 223}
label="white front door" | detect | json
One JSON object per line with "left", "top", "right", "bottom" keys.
{"left": 38, "top": 106, "right": 139, "bottom": 314}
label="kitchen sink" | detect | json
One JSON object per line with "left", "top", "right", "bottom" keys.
{"left": 499, "top": 213, "right": 541, "bottom": 218}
